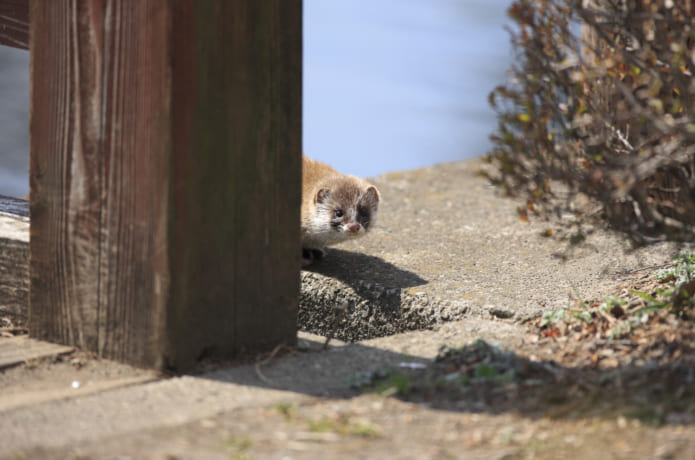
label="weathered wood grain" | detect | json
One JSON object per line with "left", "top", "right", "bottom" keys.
{"left": 0, "top": 0, "right": 29, "bottom": 49}
{"left": 29, "top": 1, "right": 301, "bottom": 370}
{"left": 30, "top": 0, "right": 103, "bottom": 355}
{"left": 0, "top": 196, "right": 29, "bottom": 325}
{"left": 166, "top": 1, "right": 302, "bottom": 367}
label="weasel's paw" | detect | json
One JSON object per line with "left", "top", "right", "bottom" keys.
{"left": 302, "top": 248, "right": 326, "bottom": 267}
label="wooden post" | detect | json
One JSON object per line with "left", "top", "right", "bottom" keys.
{"left": 28, "top": 0, "right": 301, "bottom": 371}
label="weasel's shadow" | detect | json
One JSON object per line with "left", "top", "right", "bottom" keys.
{"left": 302, "top": 247, "right": 427, "bottom": 291}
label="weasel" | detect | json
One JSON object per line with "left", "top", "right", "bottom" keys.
{"left": 301, "top": 156, "right": 380, "bottom": 266}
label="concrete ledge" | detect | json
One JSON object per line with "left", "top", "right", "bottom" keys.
{"left": 300, "top": 254, "right": 469, "bottom": 341}
{"left": 297, "top": 159, "right": 690, "bottom": 341}
{"left": 0, "top": 196, "right": 29, "bottom": 325}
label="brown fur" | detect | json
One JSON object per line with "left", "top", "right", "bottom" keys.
{"left": 301, "top": 156, "right": 380, "bottom": 257}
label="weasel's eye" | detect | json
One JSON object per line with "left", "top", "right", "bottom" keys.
{"left": 357, "top": 207, "right": 369, "bottom": 218}
{"left": 334, "top": 209, "right": 344, "bottom": 218}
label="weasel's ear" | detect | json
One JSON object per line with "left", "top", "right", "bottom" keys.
{"left": 315, "top": 188, "right": 330, "bottom": 204}
{"left": 364, "top": 186, "right": 380, "bottom": 205}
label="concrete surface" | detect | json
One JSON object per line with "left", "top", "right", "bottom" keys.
{"left": 299, "top": 160, "right": 683, "bottom": 339}
{"left": 1, "top": 158, "right": 692, "bottom": 459}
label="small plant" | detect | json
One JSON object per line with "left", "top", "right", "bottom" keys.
{"left": 656, "top": 252, "right": 695, "bottom": 284}
{"left": 307, "top": 415, "right": 382, "bottom": 438}
{"left": 348, "top": 339, "right": 555, "bottom": 409}
{"left": 307, "top": 417, "right": 339, "bottom": 433}
{"left": 344, "top": 367, "right": 399, "bottom": 391}
{"left": 540, "top": 309, "right": 573, "bottom": 327}
{"left": 272, "top": 402, "right": 298, "bottom": 421}
{"left": 598, "top": 295, "right": 626, "bottom": 313}
{"left": 350, "top": 420, "right": 383, "bottom": 438}
{"left": 224, "top": 437, "right": 253, "bottom": 460}
{"left": 434, "top": 340, "right": 548, "bottom": 388}
{"left": 541, "top": 290, "right": 657, "bottom": 339}
{"left": 375, "top": 371, "right": 414, "bottom": 397}
{"left": 225, "top": 437, "right": 253, "bottom": 449}
{"left": 538, "top": 252, "right": 695, "bottom": 339}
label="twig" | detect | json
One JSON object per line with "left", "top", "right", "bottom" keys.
{"left": 621, "top": 262, "right": 672, "bottom": 274}
{"left": 254, "top": 343, "right": 294, "bottom": 385}
{"left": 605, "top": 121, "right": 633, "bottom": 151}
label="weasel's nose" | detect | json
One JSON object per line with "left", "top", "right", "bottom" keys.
{"left": 347, "top": 223, "right": 361, "bottom": 233}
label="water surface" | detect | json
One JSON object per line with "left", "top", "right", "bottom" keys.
{"left": 0, "top": 0, "right": 513, "bottom": 197}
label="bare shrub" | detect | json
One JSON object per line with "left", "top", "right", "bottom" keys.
{"left": 485, "top": 0, "right": 695, "bottom": 242}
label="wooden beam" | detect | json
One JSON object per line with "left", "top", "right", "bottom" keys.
{"left": 0, "top": 0, "right": 29, "bottom": 49}
{"left": 29, "top": 0, "right": 301, "bottom": 370}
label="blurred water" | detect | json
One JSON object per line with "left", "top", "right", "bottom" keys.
{"left": 0, "top": 0, "right": 513, "bottom": 197}
{"left": 305, "top": 0, "right": 514, "bottom": 177}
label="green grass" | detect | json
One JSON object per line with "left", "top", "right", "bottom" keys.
{"left": 224, "top": 437, "right": 253, "bottom": 460}
{"left": 656, "top": 252, "right": 695, "bottom": 284}
{"left": 345, "top": 367, "right": 415, "bottom": 397}
{"left": 307, "top": 415, "right": 382, "bottom": 438}
{"left": 374, "top": 371, "right": 414, "bottom": 397}
{"left": 272, "top": 402, "right": 298, "bottom": 421}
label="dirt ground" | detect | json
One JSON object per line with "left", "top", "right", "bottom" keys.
{"left": 19, "top": 394, "right": 694, "bottom": 460}
{"left": 2, "top": 159, "right": 695, "bottom": 459}
{"left": 4, "top": 277, "right": 694, "bottom": 459}
{"left": 7, "top": 314, "right": 694, "bottom": 460}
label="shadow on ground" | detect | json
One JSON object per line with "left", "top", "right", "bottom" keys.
{"left": 303, "top": 248, "right": 427, "bottom": 290}
{"left": 299, "top": 249, "right": 471, "bottom": 341}
{"left": 200, "top": 335, "right": 695, "bottom": 428}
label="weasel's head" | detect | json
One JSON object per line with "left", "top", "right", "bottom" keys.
{"left": 313, "top": 180, "right": 380, "bottom": 240}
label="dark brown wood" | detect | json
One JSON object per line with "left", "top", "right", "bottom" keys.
{"left": 0, "top": 196, "right": 29, "bottom": 325}
{"left": 0, "top": 0, "right": 29, "bottom": 49}
{"left": 29, "top": 0, "right": 301, "bottom": 370}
